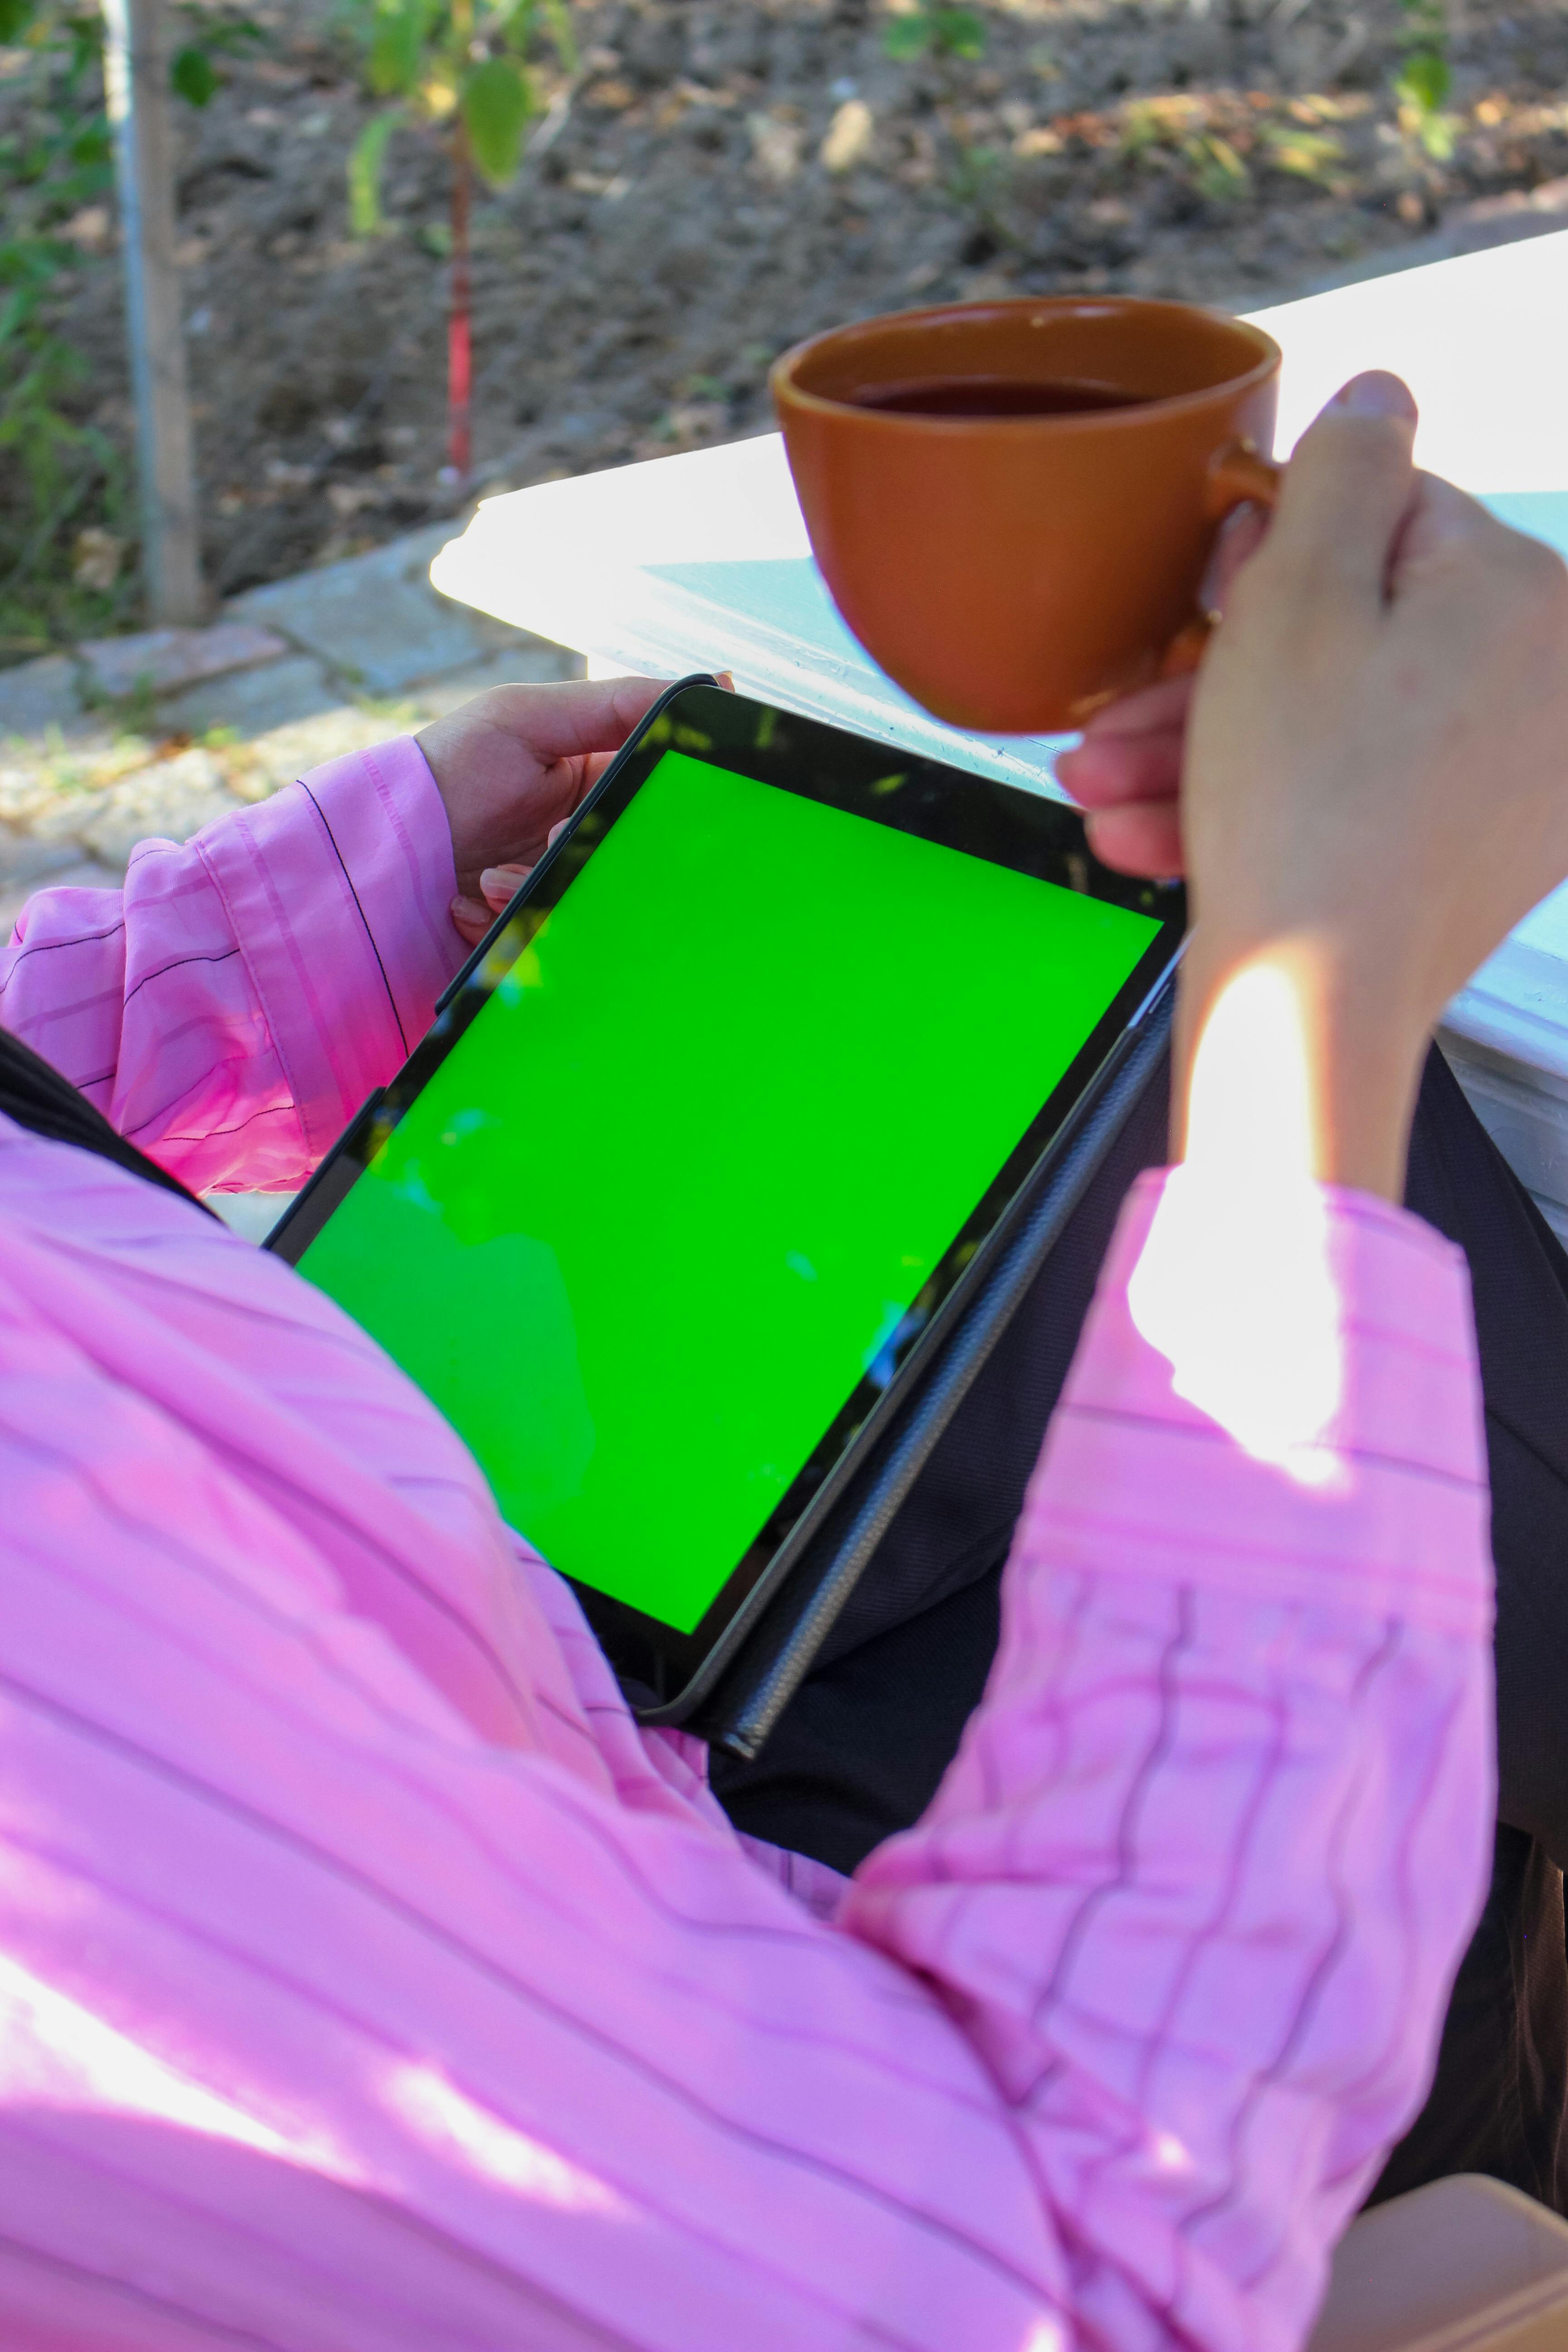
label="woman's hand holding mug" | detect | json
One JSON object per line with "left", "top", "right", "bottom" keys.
{"left": 1062, "top": 371, "right": 1568, "bottom": 1200}
{"left": 1062, "top": 376, "right": 1568, "bottom": 1204}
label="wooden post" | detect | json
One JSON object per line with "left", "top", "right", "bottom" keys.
{"left": 101, "top": 0, "right": 206, "bottom": 625}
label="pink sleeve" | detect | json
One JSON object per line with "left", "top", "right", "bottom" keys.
{"left": 843, "top": 1172, "right": 1495, "bottom": 2349}
{"left": 0, "top": 738, "right": 462, "bottom": 1192}
{"left": 0, "top": 1169, "right": 1495, "bottom": 2351}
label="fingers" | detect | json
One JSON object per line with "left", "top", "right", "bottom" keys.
{"left": 480, "top": 861, "right": 531, "bottom": 909}
{"left": 1387, "top": 466, "right": 1523, "bottom": 588}
{"left": 1058, "top": 726, "right": 1183, "bottom": 810}
{"left": 451, "top": 895, "right": 496, "bottom": 947}
{"left": 1079, "top": 672, "right": 1195, "bottom": 741}
{"left": 1063, "top": 377, "right": 1415, "bottom": 875}
{"left": 1058, "top": 673, "right": 1191, "bottom": 812}
{"left": 511, "top": 764, "right": 617, "bottom": 864}
{"left": 450, "top": 859, "right": 534, "bottom": 946}
{"left": 453, "top": 784, "right": 627, "bottom": 950}
{"left": 1260, "top": 371, "right": 1419, "bottom": 608}
{"left": 469, "top": 817, "right": 575, "bottom": 923}
{"left": 1202, "top": 501, "right": 1271, "bottom": 615}
{"left": 1084, "top": 800, "right": 1185, "bottom": 879}
{"left": 469, "top": 674, "right": 672, "bottom": 760}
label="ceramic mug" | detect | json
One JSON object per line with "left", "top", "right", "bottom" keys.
{"left": 771, "top": 296, "right": 1282, "bottom": 735}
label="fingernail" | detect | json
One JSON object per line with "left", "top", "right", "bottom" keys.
{"left": 1331, "top": 370, "right": 1417, "bottom": 423}
{"left": 480, "top": 865, "right": 527, "bottom": 902}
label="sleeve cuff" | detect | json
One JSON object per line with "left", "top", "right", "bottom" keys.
{"left": 196, "top": 737, "right": 463, "bottom": 1160}
{"left": 1023, "top": 1169, "right": 1493, "bottom": 1638}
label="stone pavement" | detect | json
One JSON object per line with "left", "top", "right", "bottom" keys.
{"left": 0, "top": 521, "right": 581, "bottom": 1236}
{"left": 0, "top": 521, "right": 581, "bottom": 942}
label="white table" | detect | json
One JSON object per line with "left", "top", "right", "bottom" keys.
{"left": 433, "top": 232, "right": 1568, "bottom": 1237}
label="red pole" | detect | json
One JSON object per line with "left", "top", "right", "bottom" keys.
{"left": 447, "top": 118, "right": 472, "bottom": 481}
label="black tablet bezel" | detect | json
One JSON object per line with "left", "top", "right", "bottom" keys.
{"left": 267, "top": 679, "right": 1185, "bottom": 1718}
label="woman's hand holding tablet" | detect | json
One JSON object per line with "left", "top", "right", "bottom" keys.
{"left": 414, "top": 674, "right": 671, "bottom": 946}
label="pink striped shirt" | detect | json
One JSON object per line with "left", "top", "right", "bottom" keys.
{"left": 0, "top": 737, "right": 1494, "bottom": 2350}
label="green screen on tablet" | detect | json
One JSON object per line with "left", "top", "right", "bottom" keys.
{"left": 289, "top": 735, "right": 1160, "bottom": 1640}
{"left": 271, "top": 685, "right": 1182, "bottom": 1719}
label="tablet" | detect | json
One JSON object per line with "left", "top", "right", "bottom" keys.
{"left": 268, "top": 681, "right": 1184, "bottom": 1719}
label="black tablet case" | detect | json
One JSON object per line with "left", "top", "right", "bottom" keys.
{"left": 683, "top": 970, "right": 1175, "bottom": 1759}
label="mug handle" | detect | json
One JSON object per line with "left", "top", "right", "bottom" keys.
{"left": 1206, "top": 439, "right": 1283, "bottom": 519}
{"left": 1160, "top": 442, "right": 1285, "bottom": 680}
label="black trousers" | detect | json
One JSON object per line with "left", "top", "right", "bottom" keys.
{"left": 714, "top": 1044, "right": 1568, "bottom": 2213}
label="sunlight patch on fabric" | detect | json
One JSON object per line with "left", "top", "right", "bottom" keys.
{"left": 385, "top": 2062, "right": 628, "bottom": 2215}
{"left": 0, "top": 1948, "right": 352, "bottom": 2173}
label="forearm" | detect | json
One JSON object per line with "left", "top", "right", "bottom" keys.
{"left": 0, "top": 738, "right": 462, "bottom": 1191}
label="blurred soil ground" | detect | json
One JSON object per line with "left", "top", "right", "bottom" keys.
{"left": 8, "top": 0, "right": 1568, "bottom": 613}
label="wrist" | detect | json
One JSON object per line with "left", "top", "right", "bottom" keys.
{"left": 414, "top": 725, "right": 475, "bottom": 879}
{"left": 1174, "top": 934, "right": 1429, "bottom": 1202}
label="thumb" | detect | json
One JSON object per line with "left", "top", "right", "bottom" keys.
{"left": 466, "top": 675, "right": 673, "bottom": 764}
{"left": 1264, "top": 371, "right": 1420, "bottom": 608}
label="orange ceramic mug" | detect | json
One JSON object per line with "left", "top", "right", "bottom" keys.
{"left": 771, "top": 296, "right": 1282, "bottom": 735}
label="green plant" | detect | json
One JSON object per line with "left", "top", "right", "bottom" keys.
{"left": 1117, "top": 97, "right": 1250, "bottom": 204}
{"left": 167, "top": 4, "right": 264, "bottom": 111}
{"left": 882, "top": 6, "right": 987, "bottom": 64}
{"left": 344, "top": 0, "right": 577, "bottom": 480}
{"left": 1184, "top": 130, "right": 1249, "bottom": 203}
{"left": 1395, "top": 0, "right": 1458, "bottom": 162}
{"left": 0, "top": 253, "right": 125, "bottom": 649}
{"left": 0, "top": 0, "right": 123, "bottom": 653}
{"left": 78, "top": 657, "right": 159, "bottom": 735}
{"left": 1258, "top": 120, "right": 1347, "bottom": 186}
{"left": 1118, "top": 99, "right": 1166, "bottom": 161}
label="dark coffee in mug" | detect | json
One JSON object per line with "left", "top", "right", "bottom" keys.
{"left": 848, "top": 375, "right": 1147, "bottom": 420}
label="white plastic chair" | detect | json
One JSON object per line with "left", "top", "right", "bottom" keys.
{"left": 1307, "top": 2173, "right": 1568, "bottom": 2352}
